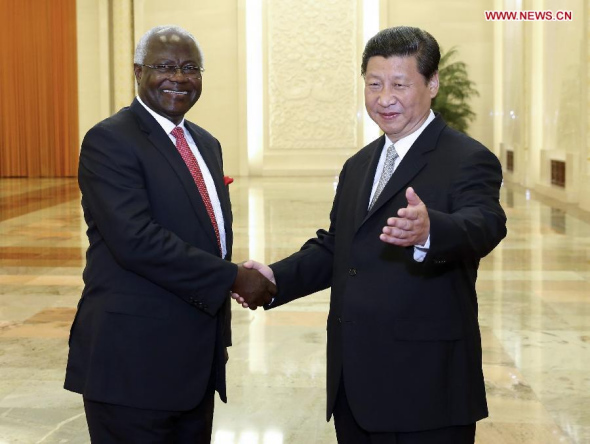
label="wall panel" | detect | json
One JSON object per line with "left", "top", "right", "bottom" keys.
{"left": 262, "top": 0, "right": 361, "bottom": 175}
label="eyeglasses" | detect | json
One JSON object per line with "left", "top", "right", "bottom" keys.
{"left": 141, "top": 64, "right": 204, "bottom": 79}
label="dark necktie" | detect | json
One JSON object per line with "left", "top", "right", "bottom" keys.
{"left": 171, "top": 126, "right": 221, "bottom": 255}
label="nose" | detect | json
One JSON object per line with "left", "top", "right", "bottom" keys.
{"left": 168, "top": 67, "right": 189, "bottom": 81}
{"left": 377, "top": 85, "right": 398, "bottom": 107}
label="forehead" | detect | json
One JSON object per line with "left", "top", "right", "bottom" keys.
{"left": 365, "top": 55, "right": 421, "bottom": 79}
{"left": 145, "top": 32, "right": 200, "bottom": 61}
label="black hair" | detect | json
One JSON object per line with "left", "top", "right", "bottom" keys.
{"left": 361, "top": 26, "right": 440, "bottom": 81}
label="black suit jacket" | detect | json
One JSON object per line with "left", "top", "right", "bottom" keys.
{"left": 269, "top": 115, "right": 507, "bottom": 432}
{"left": 65, "top": 99, "right": 238, "bottom": 411}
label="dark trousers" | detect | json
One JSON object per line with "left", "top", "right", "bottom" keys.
{"left": 83, "top": 387, "right": 215, "bottom": 444}
{"left": 333, "top": 378, "right": 476, "bottom": 444}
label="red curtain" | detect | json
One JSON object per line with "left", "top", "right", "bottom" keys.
{"left": 0, "top": 0, "right": 79, "bottom": 177}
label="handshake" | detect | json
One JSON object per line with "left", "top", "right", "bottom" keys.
{"left": 231, "top": 261, "right": 276, "bottom": 310}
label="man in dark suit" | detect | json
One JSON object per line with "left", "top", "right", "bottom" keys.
{"left": 64, "top": 25, "right": 275, "bottom": 443}
{"left": 234, "top": 26, "right": 506, "bottom": 443}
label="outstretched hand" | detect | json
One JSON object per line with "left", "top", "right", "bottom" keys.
{"left": 380, "top": 187, "right": 430, "bottom": 247}
{"left": 231, "top": 262, "right": 276, "bottom": 310}
{"left": 232, "top": 261, "right": 276, "bottom": 309}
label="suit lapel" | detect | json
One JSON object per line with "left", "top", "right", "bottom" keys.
{"left": 353, "top": 136, "right": 385, "bottom": 231}
{"left": 359, "top": 115, "right": 446, "bottom": 228}
{"left": 130, "top": 100, "right": 220, "bottom": 250}
{"left": 363, "top": 144, "right": 428, "bottom": 220}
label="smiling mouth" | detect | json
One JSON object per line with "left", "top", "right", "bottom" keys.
{"left": 163, "top": 90, "right": 188, "bottom": 96}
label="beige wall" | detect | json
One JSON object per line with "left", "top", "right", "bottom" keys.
{"left": 583, "top": 0, "right": 590, "bottom": 212}
{"left": 76, "top": 1, "right": 590, "bottom": 213}
{"left": 262, "top": 0, "right": 362, "bottom": 175}
{"left": 500, "top": 0, "right": 588, "bottom": 209}
{"left": 499, "top": 2, "right": 526, "bottom": 183}
{"left": 134, "top": 0, "right": 241, "bottom": 175}
{"left": 77, "top": 0, "right": 365, "bottom": 177}
{"left": 77, "top": 0, "right": 241, "bottom": 175}
{"left": 111, "top": 0, "right": 135, "bottom": 112}
{"left": 383, "top": 0, "right": 495, "bottom": 150}
{"left": 76, "top": 0, "right": 134, "bottom": 142}
{"left": 76, "top": 0, "right": 111, "bottom": 143}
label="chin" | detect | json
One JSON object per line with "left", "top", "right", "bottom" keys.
{"left": 166, "top": 106, "right": 189, "bottom": 116}
{"left": 382, "top": 125, "right": 402, "bottom": 136}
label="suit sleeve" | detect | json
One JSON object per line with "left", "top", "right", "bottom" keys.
{"left": 267, "top": 163, "right": 348, "bottom": 308}
{"left": 79, "top": 123, "right": 237, "bottom": 315}
{"left": 425, "top": 147, "right": 507, "bottom": 264}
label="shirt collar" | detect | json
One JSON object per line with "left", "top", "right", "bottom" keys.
{"left": 136, "top": 95, "right": 186, "bottom": 134}
{"left": 383, "top": 109, "right": 435, "bottom": 159}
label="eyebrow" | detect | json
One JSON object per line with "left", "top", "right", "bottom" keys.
{"left": 391, "top": 74, "right": 409, "bottom": 80}
{"left": 365, "top": 73, "right": 408, "bottom": 81}
{"left": 152, "top": 59, "right": 200, "bottom": 65}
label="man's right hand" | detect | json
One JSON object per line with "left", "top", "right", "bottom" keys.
{"left": 231, "top": 263, "right": 276, "bottom": 310}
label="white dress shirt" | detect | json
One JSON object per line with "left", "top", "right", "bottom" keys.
{"left": 137, "top": 96, "right": 227, "bottom": 258}
{"left": 369, "top": 110, "right": 435, "bottom": 262}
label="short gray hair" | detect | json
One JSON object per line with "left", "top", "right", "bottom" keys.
{"left": 134, "top": 25, "right": 204, "bottom": 66}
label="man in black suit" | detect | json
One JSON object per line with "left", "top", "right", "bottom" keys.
{"left": 235, "top": 26, "right": 506, "bottom": 443}
{"left": 65, "top": 25, "right": 275, "bottom": 443}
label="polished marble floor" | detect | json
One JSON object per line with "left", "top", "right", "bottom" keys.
{"left": 0, "top": 177, "right": 589, "bottom": 444}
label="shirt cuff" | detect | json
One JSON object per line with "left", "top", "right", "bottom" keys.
{"left": 413, "top": 234, "right": 431, "bottom": 262}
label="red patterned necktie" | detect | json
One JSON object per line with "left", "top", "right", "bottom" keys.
{"left": 171, "top": 126, "right": 222, "bottom": 255}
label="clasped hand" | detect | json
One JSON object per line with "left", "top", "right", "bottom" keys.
{"left": 231, "top": 262, "right": 277, "bottom": 310}
{"left": 230, "top": 188, "right": 428, "bottom": 310}
{"left": 231, "top": 261, "right": 276, "bottom": 310}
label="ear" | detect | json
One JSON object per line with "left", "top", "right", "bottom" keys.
{"left": 133, "top": 64, "right": 143, "bottom": 84}
{"left": 428, "top": 71, "right": 439, "bottom": 98}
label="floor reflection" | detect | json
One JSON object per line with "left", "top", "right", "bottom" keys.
{"left": 214, "top": 430, "right": 284, "bottom": 444}
{"left": 0, "top": 177, "right": 589, "bottom": 443}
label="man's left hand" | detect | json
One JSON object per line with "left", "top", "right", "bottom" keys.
{"left": 380, "top": 187, "right": 430, "bottom": 247}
